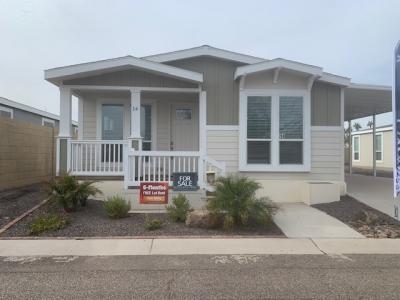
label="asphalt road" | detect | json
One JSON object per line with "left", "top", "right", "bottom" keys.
{"left": 1, "top": 254, "right": 400, "bottom": 299}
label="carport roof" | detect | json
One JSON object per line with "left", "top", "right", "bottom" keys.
{"left": 345, "top": 83, "right": 392, "bottom": 121}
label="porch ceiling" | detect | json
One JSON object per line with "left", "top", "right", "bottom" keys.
{"left": 344, "top": 84, "right": 392, "bottom": 121}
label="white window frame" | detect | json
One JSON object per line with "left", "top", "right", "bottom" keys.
{"left": 375, "top": 133, "right": 383, "bottom": 163}
{"left": 239, "top": 89, "right": 311, "bottom": 172}
{"left": 352, "top": 135, "right": 360, "bottom": 162}
{"left": 0, "top": 105, "right": 14, "bottom": 119}
{"left": 42, "top": 117, "right": 56, "bottom": 127}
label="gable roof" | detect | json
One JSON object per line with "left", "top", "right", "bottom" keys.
{"left": 144, "top": 45, "right": 266, "bottom": 64}
{"left": 235, "top": 58, "right": 351, "bottom": 86}
{"left": 45, "top": 55, "right": 203, "bottom": 85}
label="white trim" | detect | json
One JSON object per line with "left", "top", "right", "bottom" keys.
{"left": 319, "top": 72, "right": 351, "bottom": 86}
{"left": 239, "top": 89, "right": 311, "bottom": 172}
{"left": 41, "top": 117, "right": 56, "bottom": 127}
{"left": 0, "top": 105, "right": 13, "bottom": 119}
{"left": 78, "top": 97, "right": 83, "bottom": 140}
{"left": 199, "top": 91, "right": 207, "bottom": 156}
{"left": 235, "top": 58, "right": 323, "bottom": 79}
{"left": 349, "top": 83, "right": 391, "bottom": 91}
{"left": 375, "top": 132, "right": 384, "bottom": 163}
{"left": 45, "top": 56, "right": 203, "bottom": 84}
{"left": 144, "top": 45, "right": 265, "bottom": 64}
{"left": 340, "top": 87, "right": 345, "bottom": 183}
{"left": 64, "top": 85, "right": 200, "bottom": 93}
{"left": 351, "top": 126, "right": 392, "bottom": 135}
{"left": 352, "top": 135, "right": 360, "bottom": 162}
{"left": 206, "top": 125, "right": 239, "bottom": 131}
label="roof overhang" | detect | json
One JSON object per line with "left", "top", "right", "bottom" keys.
{"left": 345, "top": 83, "right": 392, "bottom": 121}
{"left": 45, "top": 56, "right": 203, "bottom": 86}
{"left": 144, "top": 45, "right": 265, "bottom": 64}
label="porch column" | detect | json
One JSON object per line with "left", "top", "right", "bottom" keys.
{"left": 129, "top": 88, "right": 142, "bottom": 150}
{"left": 349, "top": 120, "right": 352, "bottom": 175}
{"left": 198, "top": 90, "right": 207, "bottom": 188}
{"left": 57, "top": 86, "right": 72, "bottom": 175}
{"left": 372, "top": 114, "right": 377, "bottom": 177}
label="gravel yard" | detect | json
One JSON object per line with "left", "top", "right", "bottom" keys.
{"left": 1, "top": 199, "right": 285, "bottom": 238}
{"left": 0, "top": 184, "right": 48, "bottom": 228}
{"left": 313, "top": 195, "right": 400, "bottom": 238}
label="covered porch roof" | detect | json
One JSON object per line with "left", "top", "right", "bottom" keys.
{"left": 344, "top": 83, "right": 392, "bottom": 121}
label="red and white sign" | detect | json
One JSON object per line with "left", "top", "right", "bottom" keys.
{"left": 139, "top": 182, "right": 169, "bottom": 204}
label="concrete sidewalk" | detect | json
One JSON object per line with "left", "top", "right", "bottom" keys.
{"left": 273, "top": 203, "right": 364, "bottom": 238}
{"left": 1, "top": 238, "right": 400, "bottom": 256}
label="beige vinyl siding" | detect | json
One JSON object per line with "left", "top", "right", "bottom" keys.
{"left": 311, "top": 82, "right": 341, "bottom": 126}
{"left": 352, "top": 130, "right": 393, "bottom": 170}
{"left": 206, "top": 128, "right": 342, "bottom": 181}
{"left": 63, "top": 68, "right": 197, "bottom": 88}
{"left": 206, "top": 129, "right": 239, "bottom": 173}
{"left": 82, "top": 97, "right": 97, "bottom": 139}
{"left": 167, "top": 57, "right": 244, "bottom": 126}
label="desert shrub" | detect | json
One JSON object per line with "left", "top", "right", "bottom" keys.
{"left": 104, "top": 196, "right": 131, "bottom": 219}
{"left": 29, "top": 214, "right": 69, "bottom": 235}
{"left": 144, "top": 215, "right": 163, "bottom": 231}
{"left": 48, "top": 173, "right": 101, "bottom": 212}
{"left": 207, "top": 175, "right": 278, "bottom": 230}
{"left": 166, "top": 194, "right": 191, "bottom": 222}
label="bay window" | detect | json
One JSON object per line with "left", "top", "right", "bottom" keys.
{"left": 240, "top": 91, "right": 310, "bottom": 172}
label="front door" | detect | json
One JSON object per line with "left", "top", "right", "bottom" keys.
{"left": 170, "top": 103, "right": 198, "bottom": 151}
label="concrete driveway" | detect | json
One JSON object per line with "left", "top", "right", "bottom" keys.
{"left": 346, "top": 174, "right": 398, "bottom": 218}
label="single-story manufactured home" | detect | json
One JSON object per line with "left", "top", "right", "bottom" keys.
{"left": 44, "top": 45, "right": 392, "bottom": 210}
{"left": 351, "top": 125, "right": 393, "bottom": 174}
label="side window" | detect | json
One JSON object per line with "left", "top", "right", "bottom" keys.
{"left": 0, "top": 106, "right": 13, "bottom": 119}
{"left": 42, "top": 118, "right": 55, "bottom": 127}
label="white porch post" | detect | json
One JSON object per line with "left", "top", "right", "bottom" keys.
{"left": 349, "top": 120, "right": 352, "bottom": 175}
{"left": 58, "top": 86, "right": 72, "bottom": 175}
{"left": 129, "top": 88, "right": 142, "bottom": 150}
{"left": 198, "top": 90, "right": 207, "bottom": 188}
{"left": 372, "top": 114, "right": 377, "bottom": 177}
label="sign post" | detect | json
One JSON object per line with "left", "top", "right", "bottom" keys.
{"left": 393, "top": 40, "right": 400, "bottom": 219}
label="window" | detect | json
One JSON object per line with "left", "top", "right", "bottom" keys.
{"left": 42, "top": 118, "right": 55, "bottom": 128}
{"left": 0, "top": 106, "right": 13, "bottom": 119}
{"left": 352, "top": 136, "right": 360, "bottom": 161}
{"left": 375, "top": 133, "right": 383, "bottom": 162}
{"left": 247, "top": 96, "right": 271, "bottom": 164}
{"left": 101, "top": 105, "right": 124, "bottom": 163}
{"left": 141, "top": 104, "right": 152, "bottom": 151}
{"left": 240, "top": 91, "right": 309, "bottom": 172}
{"left": 176, "top": 109, "right": 192, "bottom": 120}
{"left": 279, "top": 97, "right": 303, "bottom": 164}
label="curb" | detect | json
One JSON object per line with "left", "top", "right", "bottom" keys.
{"left": 0, "top": 197, "right": 50, "bottom": 235}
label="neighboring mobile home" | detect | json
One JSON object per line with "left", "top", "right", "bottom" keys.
{"left": 0, "top": 97, "right": 78, "bottom": 132}
{"left": 351, "top": 125, "right": 393, "bottom": 174}
{"left": 44, "top": 45, "right": 391, "bottom": 210}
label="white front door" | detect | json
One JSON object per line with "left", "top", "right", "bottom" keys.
{"left": 170, "top": 103, "right": 199, "bottom": 151}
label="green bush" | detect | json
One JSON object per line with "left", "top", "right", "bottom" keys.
{"left": 207, "top": 175, "right": 278, "bottom": 230}
{"left": 144, "top": 215, "right": 163, "bottom": 231}
{"left": 104, "top": 195, "right": 131, "bottom": 219}
{"left": 48, "top": 173, "right": 101, "bottom": 212}
{"left": 166, "top": 194, "right": 191, "bottom": 222}
{"left": 29, "top": 214, "right": 69, "bottom": 236}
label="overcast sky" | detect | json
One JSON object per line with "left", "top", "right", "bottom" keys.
{"left": 0, "top": 0, "right": 399, "bottom": 125}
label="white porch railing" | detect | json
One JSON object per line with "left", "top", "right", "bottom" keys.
{"left": 124, "top": 150, "right": 226, "bottom": 189}
{"left": 68, "top": 140, "right": 128, "bottom": 175}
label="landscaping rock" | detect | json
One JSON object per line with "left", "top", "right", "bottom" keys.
{"left": 185, "top": 210, "right": 220, "bottom": 229}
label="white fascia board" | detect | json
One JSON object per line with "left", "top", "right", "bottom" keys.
{"left": 45, "top": 56, "right": 203, "bottom": 83}
{"left": 0, "top": 96, "right": 78, "bottom": 125}
{"left": 318, "top": 72, "right": 351, "bottom": 86}
{"left": 348, "top": 83, "right": 391, "bottom": 91}
{"left": 351, "top": 126, "right": 393, "bottom": 135}
{"left": 144, "top": 45, "right": 265, "bottom": 64}
{"left": 234, "top": 58, "right": 323, "bottom": 79}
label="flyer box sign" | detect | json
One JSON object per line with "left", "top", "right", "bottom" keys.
{"left": 140, "top": 182, "right": 169, "bottom": 204}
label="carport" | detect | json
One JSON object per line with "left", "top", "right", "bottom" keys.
{"left": 345, "top": 83, "right": 392, "bottom": 176}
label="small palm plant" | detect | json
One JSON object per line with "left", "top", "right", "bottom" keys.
{"left": 75, "top": 180, "right": 102, "bottom": 207}
{"left": 207, "top": 175, "right": 278, "bottom": 230}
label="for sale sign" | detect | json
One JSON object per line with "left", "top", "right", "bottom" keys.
{"left": 140, "top": 182, "right": 169, "bottom": 204}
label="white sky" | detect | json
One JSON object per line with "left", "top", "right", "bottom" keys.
{"left": 0, "top": 0, "right": 399, "bottom": 125}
